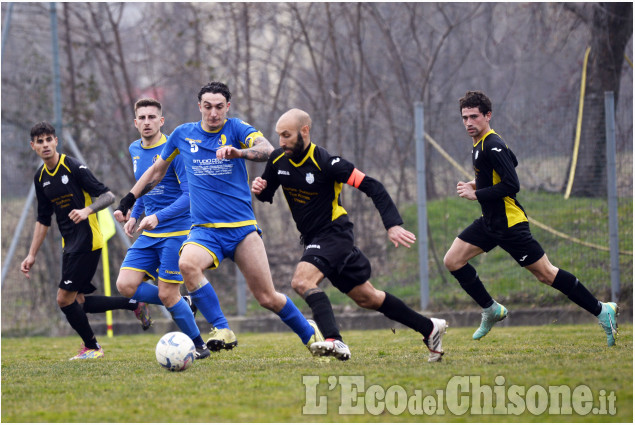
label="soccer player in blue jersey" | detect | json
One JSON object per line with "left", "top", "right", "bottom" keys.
{"left": 444, "top": 90, "right": 618, "bottom": 346}
{"left": 115, "top": 82, "right": 324, "bottom": 354}
{"left": 114, "top": 98, "right": 234, "bottom": 359}
{"left": 21, "top": 122, "right": 153, "bottom": 360}
{"left": 252, "top": 108, "right": 448, "bottom": 362}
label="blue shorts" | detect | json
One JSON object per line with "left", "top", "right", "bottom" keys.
{"left": 182, "top": 225, "right": 262, "bottom": 270}
{"left": 121, "top": 235, "right": 185, "bottom": 284}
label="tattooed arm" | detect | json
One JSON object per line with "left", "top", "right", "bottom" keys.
{"left": 68, "top": 190, "right": 115, "bottom": 224}
{"left": 216, "top": 136, "right": 274, "bottom": 162}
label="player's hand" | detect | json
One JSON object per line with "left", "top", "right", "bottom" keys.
{"left": 136, "top": 214, "right": 158, "bottom": 232}
{"left": 69, "top": 207, "right": 91, "bottom": 223}
{"left": 123, "top": 217, "right": 137, "bottom": 238}
{"left": 387, "top": 225, "right": 416, "bottom": 248}
{"left": 457, "top": 181, "right": 477, "bottom": 200}
{"left": 114, "top": 209, "right": 131, "bottom": 223}
{"left": 251, "top": 177, "right": 267, "bottom": 195}
{"left": 216, "top": 146, "right": 242, "bottom": 160}
{"left": 20, "top": 255, "right": 35, "bottom": 279}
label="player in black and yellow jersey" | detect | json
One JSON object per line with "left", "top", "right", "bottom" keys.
{"left": 252, "top": 108, "right": 448, "bottom": 363}
{"left": 20, "top": 122, "right": 153, "bottom": 360}
{"left": 444, "top": 91, "right": 618, "bottom": 346}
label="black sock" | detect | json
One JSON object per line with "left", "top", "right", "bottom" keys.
{"left": 377, "top": 292, "right": 434, "bottom": 338}
{"left": 61, "top": 301, "right": 99, "bottom": 349}
{"left": 305, "top": 291, "right": 342, "bottom": 340}
{"left": 551, "top": 269, "right": 602, "bottom": 316}
{"left": 83, "top": 295, "right": 138, "bottom": 313}
{"left": 450, "top": 264, "right": 494, "bottom": 308}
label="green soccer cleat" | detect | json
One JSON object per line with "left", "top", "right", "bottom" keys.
{"left": 473, "top": 301, "right": 508, "bottom": 340}
{"left": 597, "top": 302, "right": 619, "bottom": 347}
{"left": 206, "top": 327, "right": 238, "bottom": 352}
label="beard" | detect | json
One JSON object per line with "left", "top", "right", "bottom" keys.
{"left": 286, "top": 132, "right": 307, "bottom": 160}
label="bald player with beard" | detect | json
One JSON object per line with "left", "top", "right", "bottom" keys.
{"left": 252, "top": 108, "right": 449, "bottom": 363}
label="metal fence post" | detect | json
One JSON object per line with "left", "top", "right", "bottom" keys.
{"left": 604, "top": 91, "right": 620, "bottom": 302}
{"left": 415, "top": 102, "right": 429, "bottom": 311}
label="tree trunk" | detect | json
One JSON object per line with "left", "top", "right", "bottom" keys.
{"left": 570, "top": 2, "right": 632, "bottom": 197}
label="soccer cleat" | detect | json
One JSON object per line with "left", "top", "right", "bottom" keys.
{"left": 69, "top": 345, "right": 104, "bottom": 360}
{"left": 305, "top": 319, "right": 326, "bottom": 354}
{"left": 133, "top": 302, "right": 153, "bottom": 331}
{"left": 206, "top": 327, "right": 238, "bottom": 352}
{"left": 195, "top": 345, "right": 211, "bottom": 360}
{"left": 597, "top": 302, "right": 619, "bottom": 347}
{"left": 183, "top": 295, "right": 198, "bottom": 317}
{"left": 473, "top": 301, "right": 507, "bottom": 340}
{"left": 424, "top": 318, "right": 448, "bottom": 362}
{"left": 310, "top": 338, "right": 351, "bottom": 361}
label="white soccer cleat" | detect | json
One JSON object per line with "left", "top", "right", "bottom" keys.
{"left": 424, "top": 318, "right": 448, "bottom": 363}
{"left": 310, "top": 338, "right": 351, "bottom": 361}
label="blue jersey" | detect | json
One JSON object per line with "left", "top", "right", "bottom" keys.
{"left": 128, "top": 133, "right": 191, "bottom": 237}
{"left": 160, "top": 119, "right": 263, "bottom": 228}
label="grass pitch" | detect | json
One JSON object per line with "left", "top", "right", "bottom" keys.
{"left": 1, "top": 324, "right": 632, "bottom": 422}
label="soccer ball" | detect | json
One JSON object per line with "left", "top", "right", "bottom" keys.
{"left": 155, "top": 332, "right": 196, "bottom": 371}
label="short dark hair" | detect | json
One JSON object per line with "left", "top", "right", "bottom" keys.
{"left": 459, "top": 91, "right": 492, "bottom": 115}
{"left": 198, "top": 81, "right": 231, "bottom": 103}
{"left": 30, "top": 122, "right": 56, "bottom": 140}
{"left": 134, "top": 98, "right": 162, "bottom": 116}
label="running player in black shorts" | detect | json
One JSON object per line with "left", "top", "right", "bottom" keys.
{"left": 252, "top": 108, "right": 448, "bottom": 362}
{"left": 20, "top": 122, "right": 153, "bottom": 360}
{"left": 443, "top": 91, "right": 618, "bottom": 346}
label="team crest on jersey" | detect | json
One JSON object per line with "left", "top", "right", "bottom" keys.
{"left": 152, "top": 154, "right": 160, "bottom": 163}
{"left": 61, "top": 175, "right": 69, "bottom": 184}
{"left": 306, "top": 173, "right": 314, "bottom": 184}
{"left": 220, "top": 134, "right": 227, "bottom": 146}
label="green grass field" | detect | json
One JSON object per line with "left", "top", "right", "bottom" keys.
{"left": 2, "top": 325, "right": 632, "bottom": 422}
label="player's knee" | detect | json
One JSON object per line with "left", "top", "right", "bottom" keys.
{"left": 443, "top": 252, "right": 458, "bottom": 271}
{"left": 256, "top": 293, "right": 276, "bottom": 311}
{"left": 115, "top": 279, "right": 135, "bottom": 298}
{"left": 178, "top": 257, "right": 197, "bottom": 279}
{"left": 291, "top": 278, "right": 312, "bottom": 297}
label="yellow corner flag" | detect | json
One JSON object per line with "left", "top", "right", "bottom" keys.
{"left": 98, "top": 209, "right": 117, "bottom": 337}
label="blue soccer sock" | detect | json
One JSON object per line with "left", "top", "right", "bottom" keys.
{"left": 277, "top": 295, "right": 314, "bottom": 345}
{"left": 166, "top": 298, "right": 204, "bottom": 347}
{"left": 131, "top": 282, "right": 162, "bottom": 305}
{"left": 189, "top": 281, "right": 229, "bottom": 329}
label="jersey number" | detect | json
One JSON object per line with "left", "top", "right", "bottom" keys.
{"left": 189, "top": 141, "right": 199, "bottom": 153}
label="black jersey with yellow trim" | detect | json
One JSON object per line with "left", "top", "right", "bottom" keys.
{"left": 472, "top": 130, "right": 527, "bottom": 231}
{"left": 256, "top": 143, "right": 403, "bottom": 239}
{"left": 34, "top": 154, "right": 110, "bottom": 252}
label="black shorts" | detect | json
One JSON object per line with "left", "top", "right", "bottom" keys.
{"left": 59, "top": 250, "right": 100, "bottom": 294}
{"left": 458, "top": 218, "right": 544, "bottom": 266}
{"left": 300, "top": 220, "right": 371, "bottom": 294}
